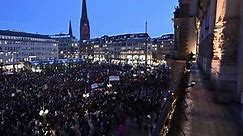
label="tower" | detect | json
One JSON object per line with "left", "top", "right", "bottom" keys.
{"left": 69, "top": 20, "right": 73, "bottom": 37}
{"left": 80, "top": 0, "right": 90, "bottom": 41}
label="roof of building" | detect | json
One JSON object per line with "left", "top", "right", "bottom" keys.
{"left": 151, "top": 34, "right": 174, "bottom": 41}
{"left": 50, "top": 33, "right": 77, "bottom": 43}
{"left": 108, "top": 33, "right": 150, "bottom": 40}
{"left": 83, "top": 33, "right": 150, "bottom": 44}
{"left": 160, "top": 34, "right": 174, "bottom": 39}
{"left": 0, "top": 30, "right": 52, "bottom": 39}
{"left": 51, "top": 33, "right": 74, "bottom": 38}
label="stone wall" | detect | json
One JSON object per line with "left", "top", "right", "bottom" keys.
{"left": 237, "top": 0, "right": 243, "bottom": 104}
{"left": 197, "top": 0, "right": 241, "bottom": 103}
{"left": 237, "top": 8, "right": 243, "bottom": 136}
{"left": 173, "top": 0, "right": 198, "bottom": 59}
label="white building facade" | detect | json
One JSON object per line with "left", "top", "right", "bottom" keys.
{"left": 151, "top": 34, "right": 176, "bottom": 60}
{"left": 51, "top": 34, "right": 79, "bottom": 59}
{"left": 81, "top": 33, "right": 153, "bottom": 65}
{"left": 0, "top": 30, "right": 58, "bottom": 63}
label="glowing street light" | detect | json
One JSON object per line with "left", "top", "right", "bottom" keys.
{"left": 0, "top": 48, "right": 4, "bottom": 75}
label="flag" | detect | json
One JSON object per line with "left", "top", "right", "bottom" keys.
{"left": 91, "top": 83, "right": 99, "bottom": 89}
{"left": 109, "top": 76, "right": 120, "bottom": 81}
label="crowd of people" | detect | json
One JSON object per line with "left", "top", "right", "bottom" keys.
{"left": 0, "top": 62, "right": 171, "bottom": 136}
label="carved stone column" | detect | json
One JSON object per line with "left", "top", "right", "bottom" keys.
{"left": 214, "top": 0, "right": 240, "bottom": 102}
{"left": 211, "top": 0, "right": 224, "bottom": 87}
{"left": 196, "top": 0, "right": 214, "bottom": 80}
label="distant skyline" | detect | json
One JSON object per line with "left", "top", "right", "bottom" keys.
{"left": 0, "top": 0, "right": 178, "bottom": 39}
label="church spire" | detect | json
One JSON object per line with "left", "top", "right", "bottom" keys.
{"left": 69, "top": 20, "right": 73, "bottom": 36}
{"left": 80, "top": 0, "right": 90, "bottom": 41}
{"left": 81, "top": 0, "right": 88, "bottom": 21}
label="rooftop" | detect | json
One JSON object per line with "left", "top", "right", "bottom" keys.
{"left": 0, "top": 30, "right": 52, "bottom": 39}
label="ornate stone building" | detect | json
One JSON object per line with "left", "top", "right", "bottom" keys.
{"left": 174, "top": 0, "right": 243, "bottom": 129}
{"left": 173, "top": 0, "right": 198, "bottom": 59}
{"left": 151, "top": 34, "right": 176, "bottom": 59}
{"left": 80, "top": 33, "right": 153, "bottom": 65}
{"left": 197, "top": 0, "right": 242, "bottom": 104}
{"left": 51, "top": 21, "right": 78, "bottom": 59}
{"left": 173, "top": 0, "right": 243, "bottom": 132}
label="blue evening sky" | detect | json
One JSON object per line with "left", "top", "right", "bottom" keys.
{"left": 0, "top": 0, "right": 178, "bottom": 39}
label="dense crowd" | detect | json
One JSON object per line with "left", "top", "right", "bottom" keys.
{"left": 0, "top": 62, "right": 171, "bottom": 136}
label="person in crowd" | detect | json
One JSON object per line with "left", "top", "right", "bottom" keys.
{"left": 0, "top": 61, "right": 171, "bottom": 136}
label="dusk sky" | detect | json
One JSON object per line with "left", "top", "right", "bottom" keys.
{"left": 0, "top": 0, "right": 178, "bottom": 39}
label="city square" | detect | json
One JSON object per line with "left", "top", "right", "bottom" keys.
{"left": 0, "top": 0, "right": 243, "bottom": 136}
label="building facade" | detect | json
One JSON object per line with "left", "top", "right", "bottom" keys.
{"left": 51, "top": 21, "right": 79, "bottom": 59}
{"left": 197, "top": 0, "right": 243, "bottom": 132}
{"left": 0, "top": 30, "right": 58, "bottom": 64}
{"left": 81, "top": 33, "right": 153, "bottom": 65}
{"left": 117, "top": 34, "right": 152, "bottom": 65}
{"left": 196, "top": 0, "right": 243, "bottom": 105}
{"left": 51, "top": 34, "right": 78, "bottom": 59}
{"left": 80, "top": 33, "right": 176, "bottom": 65}
{"left": 173, "top": 0, "right": 198, "bottom": 59}
{"left": 151, "top": 34, "right": 176, "bottom": 60}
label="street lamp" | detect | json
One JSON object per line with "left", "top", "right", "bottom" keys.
{"left": 74, "top": 52, "right": 77, "bottom": 58}
{"left": 83, "top": 79, "right": 90, "bottom": 102}
{"left": 60, "top": 51, "right": 64, "bottom": 59}
{"left": 0, "top": 48, "right": 4, "bottom": 75}
{"left": 0, "top": 47, "right": 3, "bottom": 55}
{"left": 8, "top": 52, "right": 17, "bottom": 73}
{"left": 68, "top": 52, "right": 71, "bottom": 58}
{"left": 145, "top": 22, "right": 148, "bottom": 67}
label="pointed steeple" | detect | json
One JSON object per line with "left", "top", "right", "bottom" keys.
{"left": 80, "top": 0, "right": 90, "bottom": 41}
{"left": 69, "top": 20, "right": 73, "bottom": 36}
{"left": 81, "top": 0, "right": 88, "bottom": 21}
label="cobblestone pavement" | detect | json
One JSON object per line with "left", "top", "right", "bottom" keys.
{"left": 181, "top": 64, "right": 239, "bottom": 136}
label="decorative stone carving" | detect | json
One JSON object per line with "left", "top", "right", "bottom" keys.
{"left": 221, "top": 20, "right": 239, "bottom": 63}
{"left": 212, "top": 0, "right": 226, "bottom": 60}
{"left": 213, "top": 0, "right": 240, "bottom": 63}
{"left": 213, "top": 22, "right": 224, "bottom": 60}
